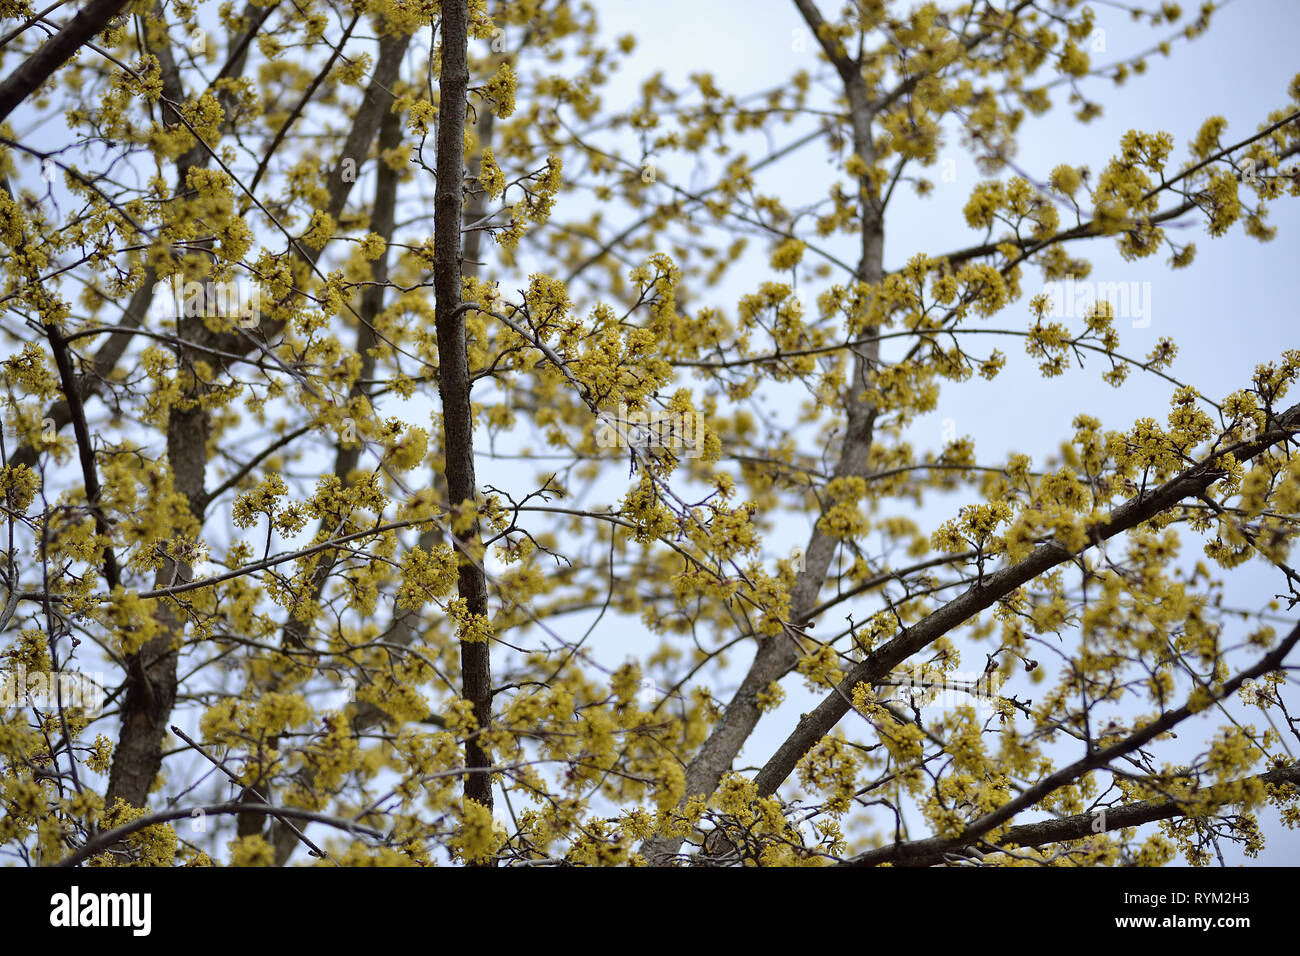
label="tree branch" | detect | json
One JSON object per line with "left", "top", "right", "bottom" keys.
{"left": 434, "top": 0, "right": 495, "bottom": 821}
{"left": 0, "top": 0, "right": 130, "bottom": 122}
{"left": 845, "top": 624, "right": 1300, "bottom": 866}
{"left": 57, "top": 801, "right": 385, "bottom": 868}
{"left": 753, "top": 401, "right": 1300, "bottom": 799}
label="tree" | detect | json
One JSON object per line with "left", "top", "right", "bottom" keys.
{"left": 1, "top": 0, "right": 1298, "bottom": 868}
